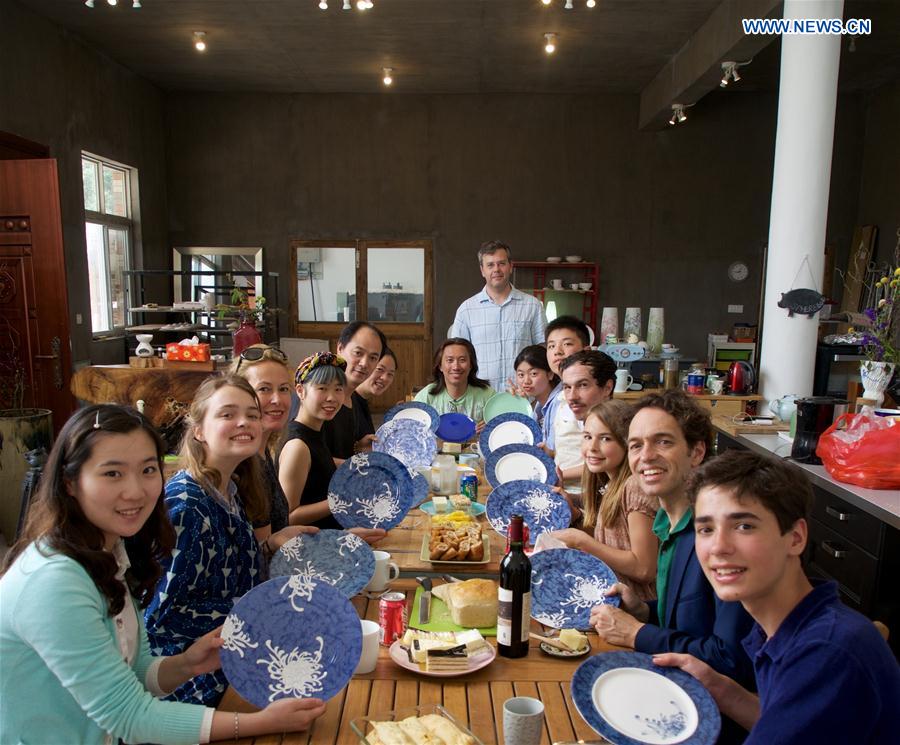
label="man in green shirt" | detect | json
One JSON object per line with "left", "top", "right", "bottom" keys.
{"left": 589, "top": 390, "right": 755, "bottom": 693}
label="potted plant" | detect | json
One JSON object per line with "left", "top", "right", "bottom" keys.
{"left": 850, "top": 267, "right": 900, "bottom": 406}
{"left": 218, "top": 286, "right": 267, "bottom": 356}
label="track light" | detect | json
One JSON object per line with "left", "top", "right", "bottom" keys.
{"left": 356, "top": 0, "right": 373, "bottom": 8}
{"left": 541, "top": 0, "right": 552, "bottom": 5}
{"left": 319, "top": 0, "right": 327, "bottom": 8}
{"left": 565, "top": 0, "right": 574, "bottom": 8}
{"left": 720, "top": 60, "right": 750, "bottom": 87}
{"left": 193, "top": 31, "right": 207, "bottom": 52}
{"left": 382, "top": 67, "right": 393, "bottom": 86}
{"left": 586, "top": 0, "right": 596, "bottom": 6}
{"left": 107, "top": 0, "right": 117, "bottom": 5}
{"left": 669, "top": 104, "right": 687, "bottom": 126}
{"left": 544, "top": 32, "right": 557, "bottom": 54}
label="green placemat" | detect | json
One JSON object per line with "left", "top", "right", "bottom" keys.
{"left": 408, "top": 585, "right": 497, "bottom": 637}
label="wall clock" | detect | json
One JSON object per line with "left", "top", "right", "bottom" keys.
{"left": 728, "top": 261, "right": 749, "bottom": 282}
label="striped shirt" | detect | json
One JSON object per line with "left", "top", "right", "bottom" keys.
{"left": 450, "top": 286, "right": 546, "bottom": 391}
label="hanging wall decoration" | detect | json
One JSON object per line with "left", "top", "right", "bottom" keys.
{"left": 777, "top": 255, "right": 825, "bottom": 318}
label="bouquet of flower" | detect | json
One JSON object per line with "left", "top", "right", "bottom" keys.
{"left": 850, "top": 268, "right": 900, "bottom": 364}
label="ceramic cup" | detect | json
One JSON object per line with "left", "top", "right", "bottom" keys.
{"left": 366, "top": 551, "right": 400, "bottom": 592}
{"left": 709, "top": 378, "right": 725, "bottom": 395}
{"left": 354, "top": 619, "right": 380, "bottom": 675}
{"left": 551, "top": 279, "right": 563, "bottom": 289}
{"left": 614, "top": 369, "right": 634, "bottom": 393}
{"left": 569, "top": 283, "right": 580, "bottom": 290}
{"left": 503, "top": 697, "right": 544, "bottom": 745}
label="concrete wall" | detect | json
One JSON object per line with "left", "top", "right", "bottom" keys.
{"left": 0, "top": 0, "right": 169, "bottom": 365}
{"left": 164, "top": 89, "right": 863, "bottom": 360}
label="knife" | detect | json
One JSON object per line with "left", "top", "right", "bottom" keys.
{"left": 440, "top": 573, "right": 463, "bottom": 584}
{"left": 417, "top": 576, "right": 432, "bottom": 624}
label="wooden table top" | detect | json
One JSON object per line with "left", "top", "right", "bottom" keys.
{"left": 221, "top": 579, "right": 621, "bottom": 745}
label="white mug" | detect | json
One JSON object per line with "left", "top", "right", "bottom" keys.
{"left": 551, "top": 279, "right": 563, "bottom": 289}
{"left": 614, "top": 369, "right": 633, "bottom": 393}
{"left": 354, "top": 619, "right": 380, "bottom": 675}
{"left": 503, "top": 697, "right": 544, "bottom": 745}
{"left": 366, "top": 550, "right": 400, "bottom": 592}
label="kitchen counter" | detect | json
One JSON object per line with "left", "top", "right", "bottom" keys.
{"left": 716, "top": 430, "right": 900, "bottom": 531}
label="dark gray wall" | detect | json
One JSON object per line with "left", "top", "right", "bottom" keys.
{"left": 857, "top": 79, "right": 900, "bottom": 269}
{"left": 0, "top": 0, "right": 169, "bottom": 365}
{"left": 164, "top": 90, "right": 863, "bottom": 360}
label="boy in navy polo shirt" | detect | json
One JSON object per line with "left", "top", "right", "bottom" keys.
{"left": 655, "top": 449, "right": 900, "bottom": 743}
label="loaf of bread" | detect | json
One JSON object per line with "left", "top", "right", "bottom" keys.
{"left": 431, "top": 578, "right": 497, "bottom": 628}
{"left": 366, "top": 714, "right": 474, "bottom": 745}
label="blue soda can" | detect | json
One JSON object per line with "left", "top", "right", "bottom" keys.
{"left": 460, "top": 474, "right": 478, "bottom": 501}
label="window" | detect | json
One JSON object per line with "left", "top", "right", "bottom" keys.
{"left": 81, "top": 153, "right": 136, "bottom": 335}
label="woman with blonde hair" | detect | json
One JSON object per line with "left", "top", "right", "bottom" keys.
{"left": 230, "top": 343, "right": 293, "bottom": 533}
{"left": 550, "top": 399, "right": 658, "bottom": 600}
{"left": 145, "top": 375, "right": 316, "bottom": 707}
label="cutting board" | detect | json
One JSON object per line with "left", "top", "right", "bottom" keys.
{"left": 712, "top": 414, "right": 790, "bottom": 436}
{"left": 408, "top": 585, "right": 497, "bottom": 637}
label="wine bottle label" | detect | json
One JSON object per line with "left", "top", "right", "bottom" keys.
{"left": 497, "top": 588, "right": 531, "bottom": 645}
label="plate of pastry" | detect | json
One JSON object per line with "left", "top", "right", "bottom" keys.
{"left": 389, "top": 629, "right": 496, "bottom": 677}
{"left": 351, "top": 703, "right": 485, "bottom": 744}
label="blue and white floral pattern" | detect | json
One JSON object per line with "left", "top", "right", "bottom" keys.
{"left": 486, "top": 480, "right": 570, "bottom": 539}
{"left": 220, "top": 577, "right": 362, "bottom": 708}
{"left": 373, "top": 417, "right": 437, "bottom": 469}
{"left": 530, "top": 548, "right": 619, "bottom": 629}
{"left": 328, "top": 452, "right": 415, "bottom": 530}
{"left": 484, "top": 443, "right": 558, "bottom": 488}
{"left": 268, "top": 529, "right": 375, "bottom": 597}
{"left": 479, "top": 412, "right": 542, "bottom": 457}
{"left": 570, "top": 651, "right": 720, "bottom": 745}
{"left": 384, "top": 401, "right": 440, "bottom": 433}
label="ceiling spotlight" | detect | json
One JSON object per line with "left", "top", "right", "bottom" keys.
{"left": 319, "top": 0, "right": 328, "bottom": 8}
{"left": 544, "top": 32, "right": 557, "bottom": 54}
{"left": 357, "top": 0, "right": 373, "bottom": 8}
{"left": 720, "top": 62, "right": 736, "bottom": 87}
{"left": 565, "top": 0, "right": 574, "bottom": 8}
{"left": 107, "top": 0, "right": 117, "bottom": 5}
{"left": 382, "top": 67, "right": 393, "bottom": 86}
{"left": 587, "top": 0, "right": 596, "bottom": 7}
{"left": 193, "top": 31, "right": 207, "bottom": 52}
{"left": 85, "top": 0, "right": 94, "bottom": 7}
{"left": 541, "top": 0, "right": 552, "bottom": 5}
{"left": 669, "top": 104, "right": 687, "bottom": 125}
{"left": 133, "top": 0, "right": 141, "bottom": 7}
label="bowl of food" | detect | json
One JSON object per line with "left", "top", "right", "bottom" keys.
{"left": 352, "top": 703, "right": 484, "bottom": 744}
{"left": 565, "top": 255, "right": 583, "bottom": 263}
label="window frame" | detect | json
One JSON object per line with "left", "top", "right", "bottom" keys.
{"left": 81, "top": 152, "right": 138, "bottom": 338}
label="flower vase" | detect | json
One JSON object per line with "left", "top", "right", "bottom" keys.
{"left": 600, "top": 307, "right": 619, "bottom": 343}
{"left": 623, "top": 307, "right": 642, "bottom": 341}
{"left": 233, "top": 318, "right": 262, "bottom": 358}
{"left": 859, "top": 361, "right": 896, "bottom": 407}
{"left": 647, "top": 308, "right": 665, "bottom": 354}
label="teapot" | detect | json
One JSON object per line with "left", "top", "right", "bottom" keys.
{"left": 769, "top": 394, "right": 800, "bottom": 423}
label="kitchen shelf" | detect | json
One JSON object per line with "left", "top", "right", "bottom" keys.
{"left": 514, "top": 260, "right": 599, "bottom": 330}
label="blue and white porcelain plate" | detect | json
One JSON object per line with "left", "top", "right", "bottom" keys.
{"left": 571, "top": 652, "right": 721, "bottom": 745}
{"left": 530, "top": 547, "right": 619, "bottom": 629}
{"left": 412, "top": 471, "right": 430, "bottom": 503}
{"left": 328, "top": 452, "right": 415, "bottom": 530}
{"left": 485, "top": 480, "right": 570, "bottom": 539}
{"left": 479, "top": 412, "right": 542, "bottom": 457}
{"left": 384, "top": 401, "right": 440, "bottom": 433}
{"left": 373, "top": 418, "right": 437, "bottom": 469}
{"left": 268, "top": 529, "right": 375, "bottom": 597}
{"left": 221, "top": 576, "right": 362, "bottom": 708}
{"left": 484, "top": 443, "right": 557, "bottom": 489}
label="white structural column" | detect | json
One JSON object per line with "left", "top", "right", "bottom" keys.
{"left": 759, "top": 0, "right": 844, "bottom": 406}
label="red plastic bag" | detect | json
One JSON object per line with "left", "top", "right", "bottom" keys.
{"left": 816, "top": 412, "right": 900, "bottom": 489}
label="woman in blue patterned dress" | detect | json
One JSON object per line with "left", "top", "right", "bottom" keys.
{"left": 145, "top": 375, "right": 316, "bottom": 707}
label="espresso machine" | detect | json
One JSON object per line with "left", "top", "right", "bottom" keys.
{"left": 790, "top": 397, "right": 841, "bottom": 464}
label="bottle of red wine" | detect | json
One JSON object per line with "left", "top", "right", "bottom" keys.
{"left": 497, "top": 514, "right": 531, "bottom": 658}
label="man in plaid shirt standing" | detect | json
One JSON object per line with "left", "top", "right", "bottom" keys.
{"left": 450, "top": 240, "right": 546, "bottom": 392}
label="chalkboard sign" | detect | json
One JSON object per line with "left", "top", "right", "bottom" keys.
{"left": 777, "top": 288, "right": 825, "bottom": 318}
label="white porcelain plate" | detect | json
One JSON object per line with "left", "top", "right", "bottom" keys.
{"left": 592, "top": 667, "right": 698, "bottom": 744}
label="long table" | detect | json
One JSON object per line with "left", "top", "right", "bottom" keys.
{"left": 221, "top": 578, "right": 620, "bottom": 744}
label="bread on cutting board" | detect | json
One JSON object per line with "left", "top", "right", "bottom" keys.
{"left": 431, "top": 579, "right": 497, "bottom": 628}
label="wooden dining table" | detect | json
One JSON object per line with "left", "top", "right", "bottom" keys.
{"left": 222, "top": 577, "right": 622, "bottom": 745}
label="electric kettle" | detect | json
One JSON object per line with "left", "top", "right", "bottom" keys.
{"left": 726, "top": 361, "right": 755, "bottom": 395}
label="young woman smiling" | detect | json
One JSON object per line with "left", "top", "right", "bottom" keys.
{"left": 144, "top": 376, "right": 316, "bottom": 707}
{"left": 550, "top": 400, "right": 659, "bottom": 601}
{"left": 510, "top": 344, "right": 557, "bottom": 429}
{"left": 230, "top": 344, "right": 293, "bottom": 534}
{"left": 0, "top": 405, "right": 324, "bottom": 744}
{"left": 414, "top": 338, "right": 495, "bottom": 425}
{"left": 355, "top": 348, "right": 399, "bottom": 415}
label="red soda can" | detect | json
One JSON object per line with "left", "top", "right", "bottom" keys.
{"left": 378, "top": 591, "right": 407, "bottom": 646}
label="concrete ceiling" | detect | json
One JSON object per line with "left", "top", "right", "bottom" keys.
{"left": 13, "top": 0, "right": 900, "bottom": 96}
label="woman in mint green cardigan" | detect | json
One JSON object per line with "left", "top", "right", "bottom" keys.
{"left": 0, "top": 405, "right": 326, "bottom": 745}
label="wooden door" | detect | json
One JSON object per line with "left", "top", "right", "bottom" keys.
{"left": 291, "top": 239, "right": 433, "bottom": 411}
{"left": 0, "top": 160, "right": 75, "bottom": 426}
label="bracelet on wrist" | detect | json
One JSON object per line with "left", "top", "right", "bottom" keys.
{"left": 233, "top": 712, "right": 239, "bottom": 741}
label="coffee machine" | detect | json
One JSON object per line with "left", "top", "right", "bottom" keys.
{"left": 790, "top": 397, "right": 840, "bottom": 464}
